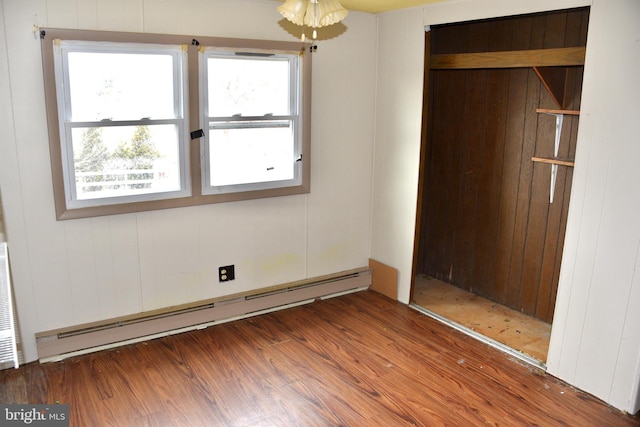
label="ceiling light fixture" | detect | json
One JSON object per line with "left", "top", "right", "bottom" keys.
{"left": 278, "top": 0, "right": 348, "bottom": 42}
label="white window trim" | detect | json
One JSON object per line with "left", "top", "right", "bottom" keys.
{"left": 53, "top": 40, "right": 191, "bottom": 209}
{"left": 199, "top": 48, "right": 303, "bottom": 195}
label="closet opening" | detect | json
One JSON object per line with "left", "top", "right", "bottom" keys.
{"left": 411, "top": 7, "right": 589, "bottom": 366}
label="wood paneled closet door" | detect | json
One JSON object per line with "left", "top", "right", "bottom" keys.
{"left": 416, "top": 8, "right": 589, "bottom": 323}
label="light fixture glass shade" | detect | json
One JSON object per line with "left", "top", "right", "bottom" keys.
{"left": 278, "top": 0, "right": 348, "bottom": 29}
{"left": 303, "top": 0, "right": 320, "bottom": 28}
{"left": 278, "top": 0, "right": 308, "bottom": 26}
{"left": 317, "top": 0, "right": 348, "bottom": 27}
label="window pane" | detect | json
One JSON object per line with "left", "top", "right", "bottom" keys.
{"left": 208, "top": 122, "right": 294, "bottom": 187}
{"left": 70, "top": 125, "right": 181, "bottom": 200}
{"left": 207, "top": 57, "right": 290, "bottom": 117}
{"left": 67, "top": 52, "right": 176, "bottom": 121}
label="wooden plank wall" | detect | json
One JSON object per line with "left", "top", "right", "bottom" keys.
{"left": 417, "top": 8, "right": 589, "bottom": 323}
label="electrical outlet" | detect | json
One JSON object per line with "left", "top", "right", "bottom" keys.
{"left": 218, "top": 265, "right": 235, "bottom": 282}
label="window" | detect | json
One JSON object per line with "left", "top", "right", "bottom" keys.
{"left": 53, "top": 41, "right": 190, "bottom": 209}
{"left": 41, "top": 29, "right": 311, "bottom": 219}
{"left": 201, "top": 49, "right": 302, "bottom": 195}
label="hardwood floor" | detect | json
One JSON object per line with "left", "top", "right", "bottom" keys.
{"left": 1, "top": 290, "right": 638, "bottom": 426}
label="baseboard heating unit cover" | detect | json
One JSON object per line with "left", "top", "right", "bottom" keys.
{"left": 36, "top": 267, "right": 371, "bottom": 362}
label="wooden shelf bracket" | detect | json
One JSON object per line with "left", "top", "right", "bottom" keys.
{"left": 531, "top": 157, "right": 575, "bottom": 167}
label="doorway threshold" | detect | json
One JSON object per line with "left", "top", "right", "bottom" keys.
{"left": 409, "top": 302, "right": 547, "bottom": 370}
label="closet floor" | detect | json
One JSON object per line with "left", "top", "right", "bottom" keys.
{"left": 412, "top": 275, "right": 551, "bottom": 363}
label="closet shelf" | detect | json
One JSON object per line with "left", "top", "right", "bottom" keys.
{"left": 531, "top": 156, "right": 575, "bottom": 167}
{"left": 536, "top": 108, "right": 580, "bottom": 115}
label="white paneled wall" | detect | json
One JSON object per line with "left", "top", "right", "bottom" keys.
{"left": 306, "top": 11, "right": 376, "bottom": 278}
{"left": 547, "top": 0, "right": 640, "bottom": 413}
{"left": 0, "top": 0, "right": 376, "bottom": 363}
{"left": 0, "top": 192, "right": 5, "bottom": 241}
{"left": 372, "top": 0, "right": 640, "bottom": 414}
{"left": 370, "top": 9, "right": 425, "bottom": 302}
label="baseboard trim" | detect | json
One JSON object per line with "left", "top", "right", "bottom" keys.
{"left": 37, "top": 268, "right": 371, "bottom": 362}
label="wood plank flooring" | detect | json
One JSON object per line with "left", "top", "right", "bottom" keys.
{"left": 1, "top": 290, "right": 638, "bottom": 426}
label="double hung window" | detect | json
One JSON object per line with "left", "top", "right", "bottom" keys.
{"left": 41, "top": 29, "right": 311, "bottom": 219}
{"left": 53, "top": 41, "right": 190, "bottom": 209}
{"left": 201, "top": 49, "right": 303, "bottom": 195}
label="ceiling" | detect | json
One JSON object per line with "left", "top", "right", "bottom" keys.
{"left": 339, "top": 0, "right": 443, "bottom": 14}
{"left": 275, "top": 0, "right": 444, "bottom": 15}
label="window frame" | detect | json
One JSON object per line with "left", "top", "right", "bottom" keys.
{"left": 41, "top": 29, "right": 311, "bottom": 220}
{"left": 53, "top": 40, "right": 192, "bottom": 209}
{"left": 200, "top": 48, "right": 303, "bottom": 196}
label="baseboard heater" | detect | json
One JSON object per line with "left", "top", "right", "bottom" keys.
{"left": 36, "top": 267, "right": 371, "bottom": 362}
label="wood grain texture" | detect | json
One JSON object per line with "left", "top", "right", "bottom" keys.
{"left": 0, "top": 290, "right": 637, "bottom": 426}
{"left": 536, "top": 108, "right": 580, "bottom": 115}
{"left": 430, "top": 47, "right": 586, "bottom": 69}
{"left": 531, "top": 157, "right": 575, "bottom": 167}
{"left": 417, "top": 8, "right": 588, "bottom": 323}
{"left": 0, "top": 291, "right": 638, "bottom": 426}
{"left": 533, "top": 66, "right": 568, "bottom": 108}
